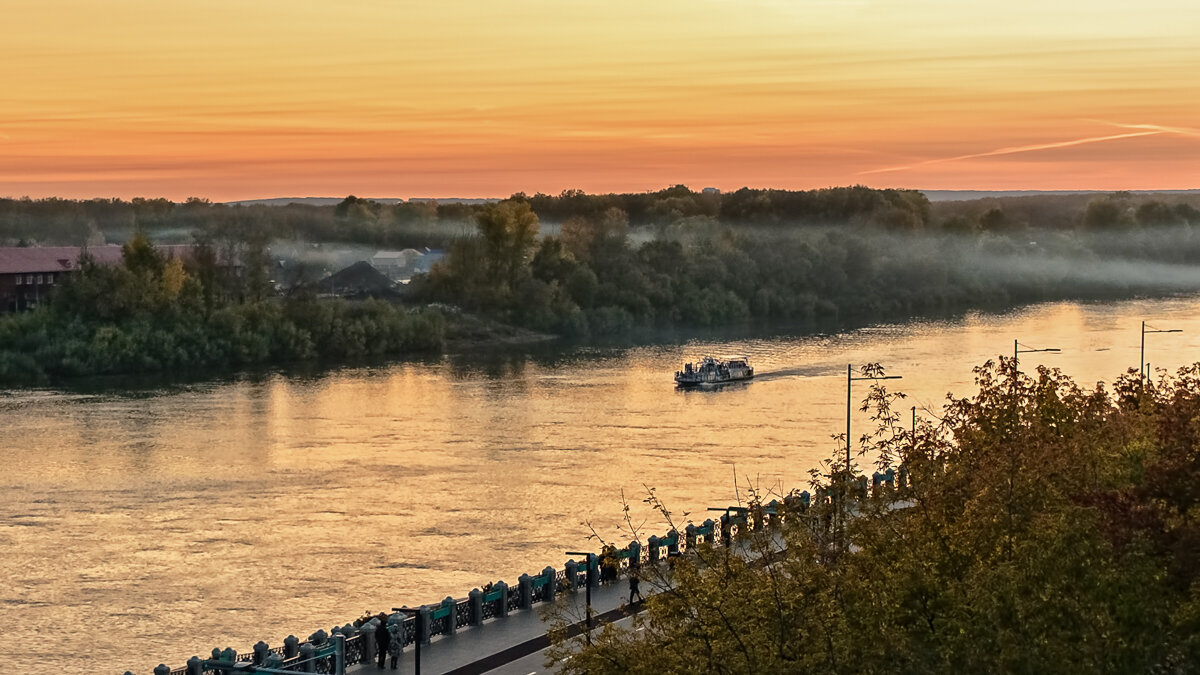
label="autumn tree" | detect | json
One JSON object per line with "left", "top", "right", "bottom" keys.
{"left": 550, "top": 361, "right": 1199, "bottom": 673}
{"left": 476, "top": 200, "right": 540, "bottom": 291}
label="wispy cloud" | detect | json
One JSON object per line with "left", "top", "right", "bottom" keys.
{"left": 860, "top": 130, "right": 1162, "bottom": 175}
{"left": 1088, "top": 120, "right": 1200, "bottom": 138}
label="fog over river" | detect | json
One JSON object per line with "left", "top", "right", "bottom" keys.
{"left": 5, "top": 294, "right": 1200, "bottom": 674}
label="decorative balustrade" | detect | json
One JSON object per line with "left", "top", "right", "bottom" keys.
{"left": 429, "top": 605, "right": 451, "bottom": 637}
{"left": 135, "top": 469, "right": 910, "bottom": 675}
{"left": 530, "top": 576, "right": 549, "bottom": 602}
{"left": 400, "top": 615, "right": 416, "bottom": 648}
{"left": 342, "top": 634, "right": 365, "bottom": 665}
{"left": 454, "top": 598, "right": 472, "bottom": 628}
{"left": 505, "top": 587, "right": 523, "bottom": 613}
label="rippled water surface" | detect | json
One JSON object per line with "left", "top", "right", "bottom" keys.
{"left": 5, "top": 295, "right": 1200, "bottom": 673}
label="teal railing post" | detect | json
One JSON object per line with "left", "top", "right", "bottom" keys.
{"left": 495, "top": 581, "right": 510, "bottom": 618}
{"left": 298, "top": 643, "right": 315, "bottom": 674}
{"left": 441, "top": 596, "right": 457, "bottom": 635}
{"left": 333, "top": 633, "right": 346, "bottom": 675}
{"left": 564, "top": 559, "right": 578, "bottom": 590}
{"left": 518, "top": 573, "right": 533, "bottom": 609}
{"left": 542, "top": 566, "right": 557, "bottom": 601}
{"left": 418, "top": 604, "right": 432, "bottom": 643}
{"left": 469, "top": 588, "right": 484, "bottom": 625}
{"left": 284, "top": 635, "right": 300, "bottom": 659}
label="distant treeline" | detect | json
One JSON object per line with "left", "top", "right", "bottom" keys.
{"left": 0, "top": 196, "right": 476, "bottom": 250}
{"left": 0, "top": 235, "right": 444, "bottom": 383}
{"left": 7, "top": 187, "right": 1200, "bottom": 346}
{"left": 932, "top": 190, "right": 1200, "bottom": 233}
{"left": 413, "top": 193, "right": 1200, "bottom": 336}
{"left": 5, "top": 188, "right": 1200, "bottom": 250}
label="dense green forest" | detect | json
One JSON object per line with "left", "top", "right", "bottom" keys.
{"left": 415, "top": 193, "right": 1200, "bottom": 336}
{"left": 5, "top": 187, "right": 1200, "bottom": 348}
{"left": 550, "top": 362, "right": 1200, "bottom": 673}
{"left": 0, "top": 235, "right": 444, "bottom": 382}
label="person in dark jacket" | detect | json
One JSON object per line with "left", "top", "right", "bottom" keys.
{"left": 628, "top": 565, "right": 644, "bottom": 604}
{"left": 375, "top": 619, "right": 391, "bottom": 669}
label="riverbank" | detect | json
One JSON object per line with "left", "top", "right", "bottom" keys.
{"left": 5, "top": 293, "right": 1199, "bottom": 673}
{"left": 443, "top": 310, "right": 558, "bottom": 351}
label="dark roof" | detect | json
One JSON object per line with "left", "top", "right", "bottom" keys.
{"left": 0, "top": 244, "right": 203, "bottom": 275}
{"left": 317, "top": 261, "right": 396, "bottom": 295}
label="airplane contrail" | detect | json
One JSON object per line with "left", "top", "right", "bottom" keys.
{"left": 859, "top": 129, "right": 1162, "bottom": 175}
{"left": 1088, "top": 120, "right": 1200, "bottom": 138}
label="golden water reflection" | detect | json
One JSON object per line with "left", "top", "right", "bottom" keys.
{"left": 2, "top": 295, "right": 1199, "bottom": 673}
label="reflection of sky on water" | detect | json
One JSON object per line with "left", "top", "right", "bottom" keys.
{"left": 3, "top": 294, "right": 1200, "bottom": 673}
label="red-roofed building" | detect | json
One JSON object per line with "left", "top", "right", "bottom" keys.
{"left": 0, "top": 244, "right": 197, "bottom": 312}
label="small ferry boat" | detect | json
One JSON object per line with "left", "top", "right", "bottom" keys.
{"left": 675, "top": 356, "right": 754, "bottom": 387}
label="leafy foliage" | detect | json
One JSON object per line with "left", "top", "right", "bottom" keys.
{"left": 0, "top": 235, "right": 443, "bottom": 382}
{"left": 418, "top": 194, "right": 1200, "bottom": 336}
{"left": 550, "top": 362, "right": 1200, "bottom": 673}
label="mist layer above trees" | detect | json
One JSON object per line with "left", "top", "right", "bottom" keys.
{"left": 415, "top": 190, "right": 1200, "bottom": 336}
{"left": 5, "top": 187, "right": 1199, "bottom": 248}
{"left": 6, "top": 186, "right": 1200, "bottom": 341}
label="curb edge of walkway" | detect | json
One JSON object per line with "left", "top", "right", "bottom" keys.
{"left": 441, "top": 600, "right": 645, "bottom": 675}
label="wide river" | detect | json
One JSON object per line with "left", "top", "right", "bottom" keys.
{"left": 4, "top": 294, "right": 1200, "bottom": 674}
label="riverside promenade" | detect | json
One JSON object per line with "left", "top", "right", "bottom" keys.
{"left": 351, "top": 522, "right": 793, "bottom": 675}
{"left": 350, "top": 577, "right": 636, "bottom": 675}
{"left": 140, "top": 471, "right": 908, "bottom": 675}
{"left": 350, "top": 529, "right": 789, "bottom": 675}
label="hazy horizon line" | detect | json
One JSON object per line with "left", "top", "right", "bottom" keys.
{"left": 5, "top": 187, "right": 1200, "bottom": 205}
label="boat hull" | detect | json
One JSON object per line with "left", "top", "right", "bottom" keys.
{"left": 675, "top": 355, "right": 755, "bottom": 387}
{"left": 674, "top": 372, "right": 755, "bottom": 387}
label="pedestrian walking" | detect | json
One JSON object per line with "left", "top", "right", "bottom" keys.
{"left": 375, "top": 619, "right": 391, "bottom": 669}
{"left": 628, "top": 566, "right": 644, "bottom": 604}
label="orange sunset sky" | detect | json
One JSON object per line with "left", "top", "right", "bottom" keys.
{"left": 3, "top": 0, "right": 1200, "bottom": 201}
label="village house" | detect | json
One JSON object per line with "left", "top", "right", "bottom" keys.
{"left": 0, "top": 244, "right": 198, "bottom": 313}
{"left": 370, "top": 249, "right": 425, "bottom": 281}
{"left": 0, "top": 246, "right": 119, "bottom": 312}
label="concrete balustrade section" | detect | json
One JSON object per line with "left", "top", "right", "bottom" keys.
{"left": 132, "top": 470, "right": 915, "bottom": 675}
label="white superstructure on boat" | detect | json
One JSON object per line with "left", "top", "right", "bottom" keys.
{"left": 674, "top": 355, "right": 754, "bottom": 387}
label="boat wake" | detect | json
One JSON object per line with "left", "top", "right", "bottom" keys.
{"left": 751, "top": 364, "right": 832, "bottom": 381}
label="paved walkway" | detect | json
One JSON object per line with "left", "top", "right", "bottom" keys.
{"left": 347, "top": 580, "right": 634, "bottom": 675}
{"left": 347, "top": 531, "right": 789, "bottom": 675}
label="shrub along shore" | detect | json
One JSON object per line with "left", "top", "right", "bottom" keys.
{"left": 0, "top": 235, "right": 443, "bottom": 383}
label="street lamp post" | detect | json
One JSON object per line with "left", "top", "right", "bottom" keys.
{"left": 845, "top": 364, "right": 902, "bottom": 476}
{"left": 391, "top": 606, "right": 420, "bottom": 675}
{"left": 565, "top": 551, "right": 594, "bottom": 633}
{"left": 1014, "top": 339, "right": 1060, "bottom": 370}
{"left": 1141, "top": 321, "right": 1182, "bottom": 385}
